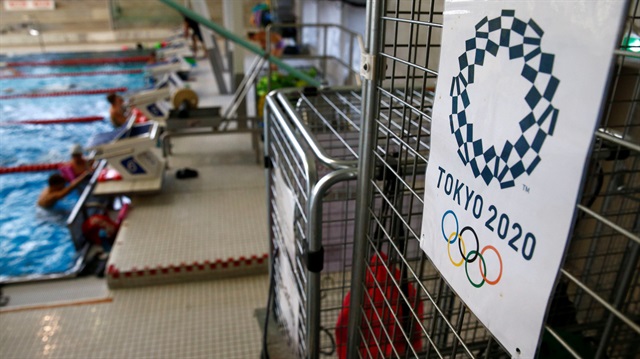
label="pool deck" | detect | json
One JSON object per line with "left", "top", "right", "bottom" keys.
{"left": 104, "top": 55, "right": 267, "bottom": 288}
{"left": 1, "top": 56, "right": 274, "bottom": 358}
{"left": 106, "top": 133, "right": 269, "bottom": 288}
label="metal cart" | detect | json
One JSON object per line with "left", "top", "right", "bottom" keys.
{"left": 345, "top": 0, "right": 640, "bottom": 358}
{"left": 264, "top": 87, "right": 366, "bottom": 358}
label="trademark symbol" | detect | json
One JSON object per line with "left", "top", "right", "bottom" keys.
{"left": 522, "top": 184, "right": 530, "bottom": 193}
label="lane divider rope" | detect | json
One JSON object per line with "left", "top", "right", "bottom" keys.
{"left": 6, "top": 55, "right": 150, "bottom": 67}
{"left": 0, "top": 69, "right": 143, "bottom": 79}
{"left": 0, "top": 116, "right": 104, "bottom": 126}
{"left": 0, "top": 163, "right": 64, "bottom": 175}
{"left": 0, "top": 87, "right": 127, "bottom": 100}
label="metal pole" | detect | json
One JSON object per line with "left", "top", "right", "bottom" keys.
{"left": 106, "top": 0, "right": 114, "bottom": 31}
{"left": 38, "top": 33, "right": 45, "bottom": 53}
{"left": 594, "top": 242, "right": 640, "bottom": 358}
{"left": 322, "top": 25, "right": 328, "bottom": 82}
{"left": 346, "top": 0, "right": 383, "bottom": 357}
{"left": 264, "top": 97, "right": 275, "bottom": 286}
{"left": 266, "top": 25, "right": 272, "bottom": 93}
{"left": 348, "top": 33, "right": 354, "bottom": 84}
{"left": 307, "top": 168, "right": 357, "bottom": 359}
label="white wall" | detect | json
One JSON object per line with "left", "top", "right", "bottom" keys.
{"left": 298, "top": 0, "right": 366, "bottom": 86}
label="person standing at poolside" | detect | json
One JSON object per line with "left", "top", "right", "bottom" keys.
{"left": 38, "top": 172, "right": 91, "bottom": 209}
{"left": 107, "top": 92, "right": 127, "bottom": 128}
{"left": 184, "top": 16, "right": 206, "bottom": 58}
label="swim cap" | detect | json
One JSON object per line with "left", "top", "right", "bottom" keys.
{"left": 70, "top": 144, "right": 83, "bottom": 155}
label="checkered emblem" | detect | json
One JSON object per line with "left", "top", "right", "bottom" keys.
{"left": 450, "top": 10, "right": 560, "bottom": 189}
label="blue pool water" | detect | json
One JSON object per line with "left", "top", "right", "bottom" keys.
{"left": 0, "top": 54, "right": 146, "bottom": 280}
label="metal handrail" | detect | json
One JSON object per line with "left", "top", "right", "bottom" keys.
{"left": 275, "top": 89, "right": 360, "bottom": 170}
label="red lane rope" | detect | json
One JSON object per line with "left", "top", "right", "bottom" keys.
{"left": 6, "top": 55, "right": 150, "bottom": 67}
{"left": 0, "top": 87, "right": 127, "bottom": 100}
{"left": 0, "top": 69, "right": 143, "bottom": 80}
{"left": 0, "top": 116, "right": 104, "bottom": 126}
{"left": 0, "top": 163, "right": 64, "bottom": 175}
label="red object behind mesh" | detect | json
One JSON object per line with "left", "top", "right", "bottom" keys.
{"left": 335, "top": 253, "right": 424, "bottom": 358}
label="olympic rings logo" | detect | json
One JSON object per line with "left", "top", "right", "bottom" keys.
{"left": 441, "top": 210, "right": 503, "bottom": 288}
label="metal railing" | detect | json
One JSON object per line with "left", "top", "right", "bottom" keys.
{"left": 264, "top": 87, "right": 362, "bottom": 358}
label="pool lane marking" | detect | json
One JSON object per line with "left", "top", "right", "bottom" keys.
{"left": 5, "top": 55, "right": 150, "bottom": 67}
{"left": 0, "top": 69, "right": 143, "bottom": 79}
{"left": 0, "top": 163, "right": 64, "bottom": 175}
{"left": 0, "top": 116, "right": 104, "bottom": 126}
{"left": 0, "top": 87, "right": 127, "bottom": 100}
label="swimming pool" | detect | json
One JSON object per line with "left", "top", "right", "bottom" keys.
{"left": 0, "top": 51, "right": 147, "bottom": 281}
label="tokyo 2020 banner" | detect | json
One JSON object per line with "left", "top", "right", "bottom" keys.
{"left": 420, "top": 1, "right": 626, "bottom": 357}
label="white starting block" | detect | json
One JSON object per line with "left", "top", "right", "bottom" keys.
{"left": 144, "top": 56, "right": 192, "bottom": 79}
{"left": 128, "top": 72, "right": 199, "bottom": 126}
{"left": 88, "top": 118, "right": 163, "bottom": 182}
{"left": 158, "top": 38, "right": 193, "bottom": 59}
{"left": 128, "top": 87, "right": 171, "bottom": 123}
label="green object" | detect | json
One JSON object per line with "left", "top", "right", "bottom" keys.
{"left": 622, "top": 35, "right": 640, "bottom": 53}
{"left": 539, "top": 329, "right": 597, "bottom": 359}
{"left": 183, "top": 56, "right": 196, "bottom": 65}
{"left": 158, "top": 0, "right": 322, "bottom": 87}
{"left": 255, "top": 67, "right": 319, "bottom": 96}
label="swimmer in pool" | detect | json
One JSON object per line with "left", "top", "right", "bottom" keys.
{"left": 59, "top": 144, "right": 93, "bottom": 182}
{"left": 0, "top": 66, "right": 20, "bottom": 93}
{"left": 38, "top": 171, "right": 91, "bottom": 209}
{"left": 147, "top": 50, "right": 158, "bottom": 65}
{"left": 0, "top": 66, "right": 22, "bottom": 77}
{"left": 107, "top": 92, "right": 127, "bottom": 128}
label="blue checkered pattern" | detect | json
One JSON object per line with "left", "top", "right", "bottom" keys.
{"left": 449, "top": 10, "right": 560, "bottom": 189}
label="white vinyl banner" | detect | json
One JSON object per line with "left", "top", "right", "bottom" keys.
{"left": 276, "top": 254, "right": 301, "bottom": 352}
{"left": 419, "top": 1, "right": 627, "bottom": 357}
{"left": 274, "top": 165, "right": 297, "bottom": 263}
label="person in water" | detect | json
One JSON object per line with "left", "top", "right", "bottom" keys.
{"left": 59, "top": 144, "right": 93, "bottom": 182}
{"left": 107, "top": 92, "right": 127, "bottom": 128}
{"left": 0, "top": 66, "right": 22, "bottom": 77}
{"left": 38, "top": 172, "right": 91, "bottom": 209}
{"left": 147, "top": 50, "right": 158, "bottom": 65}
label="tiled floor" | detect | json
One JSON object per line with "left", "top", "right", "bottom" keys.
{"left": 107, "top": 133, "right": 268, "bottom": 287}
{"left": 0, "top": 130, "right": 272, "bottom": 357}
{"left": 1, "top": 50, "right": 271, "bottom": 358}
{"left": 0, "top": 275, "right": 268, "bottom": 359}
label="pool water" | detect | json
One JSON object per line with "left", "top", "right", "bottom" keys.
{"left": 0, "top": 55, "right": 146, "bottom": 281}
{"left": 0, "top": 173, "right": 79, "bottom": 279}
{"left": 0, "top": 71, "right": 141, "bottom": 98}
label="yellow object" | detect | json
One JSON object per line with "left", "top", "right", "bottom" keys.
{"left": 257, "top": 94, "right": 267, "bottom": 118}
{"left": 172, "top": 88, "right": 199, "bottom": 109}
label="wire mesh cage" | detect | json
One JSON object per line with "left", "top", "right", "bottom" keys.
{"left": 265, "top": 87, "right": 363, "bottom": 358}
{"left": 345, "top": 0, "right": 640, "bottom": 358}
{"left": 265, "top": 97, "right": 313, "bottom": 358}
